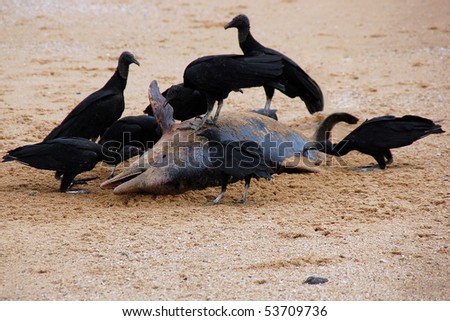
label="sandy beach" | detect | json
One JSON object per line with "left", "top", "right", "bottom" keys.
{"left": 0, "top": 0, "right": 449, "bottom": 300}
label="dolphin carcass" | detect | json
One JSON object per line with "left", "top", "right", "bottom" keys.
{"left": 100, "top": 81, "right": 348, "bottom": 195}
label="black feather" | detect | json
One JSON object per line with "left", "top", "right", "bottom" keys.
{"left": 225, "top": 14, "right": 323, "bottom": 114}
{"left": 198, "top": 128, "right": 274, "bottom": 203}
{"left": 44, "top": 51, "right": 139, "bottom": 141}
{"left": 303, "top": 114, "right": 445, "bottom": 169}
{"left": 3, "top": 137, "right": 105, "bottom": 192}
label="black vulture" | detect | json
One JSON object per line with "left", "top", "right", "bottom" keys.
{"left": 198, "top": 128, "right": 274, "bottom": 203}
{"left": 3, "top": 137, "right": 107, "bottom": 193}
{"left": 44, "top": 51, "right": 140, "bottom": 141}
{"left": 99, "top": 115, "right": 162, "bottom": 177}
{"left": 225, "top": 14, "right": 323, "bottom": 114}
{"left": 313, "top": 112, "right": 359, "bottom": 141}
{"left": 144, "top": 84, "right": 208, "bottom": 121}
{"left": 164, "top": 54, "right": 284, "bottom": 129}
{"left": 303, "top": 115, "right": 445, "bottom": 169}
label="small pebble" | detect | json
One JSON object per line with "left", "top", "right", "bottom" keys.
{"left": 29, "top": 191, "right": 37, "bottom": 197}
{"left": 304, "top": 276, "right": 329, "bottom": 285}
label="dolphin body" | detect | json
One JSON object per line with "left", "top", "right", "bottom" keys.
{"left": 100, "top": 81, "right": 334, "bottom": 195}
